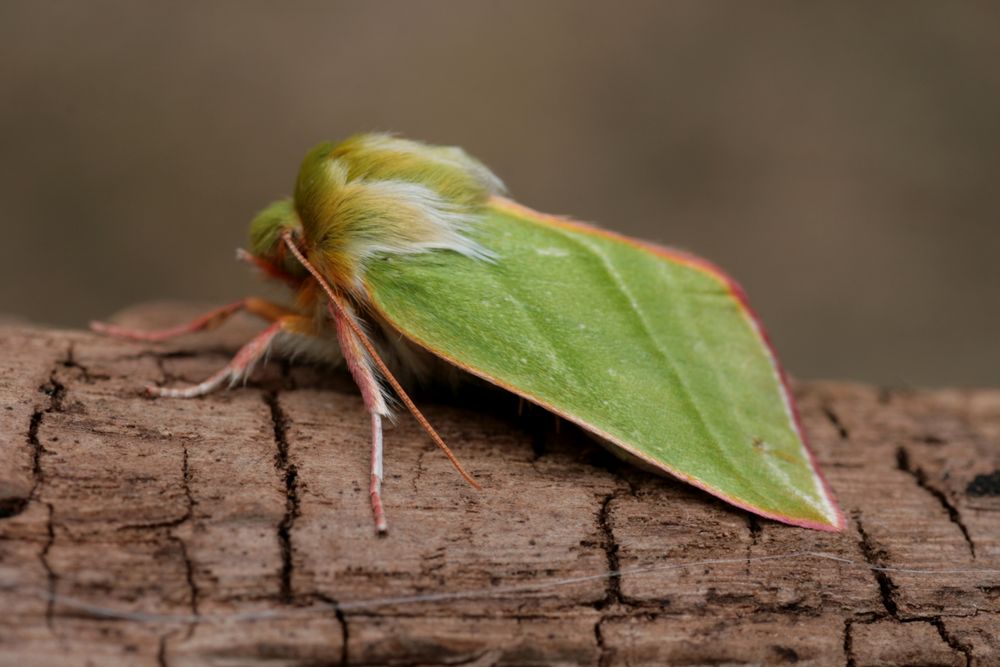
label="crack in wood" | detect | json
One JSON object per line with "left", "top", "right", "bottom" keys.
{"left": 853, "top": 511, "right": 899, "bottom": 618}
{"left": 843, "top": 612, "right": 972, "bottom": 666}
{"left": 593, "top": 617, "right": 612, "bottom": 667}
{"left": 930, "top": 617, "right": 973, "bottom": 667}
{"left": 313, "top": 592, "right": 350, "bottom": 666}
{"left": 412, "top": 443, "right": 431, "bottom": 496}
{"left": 896, "top": 446, "right": 976, "bottom": 558}
{"left": 0, "top": 409, "right": 47, "bottom": 520}
{"left": 846, "top": 514, "right": 972, "bottom": 664}
{"left": 25, "top": 352, "right": 72, "bottom": 628}
{"left": 266, "top": 391, "right": 300, "bottom": 604}
{"left": 167, "top": 444, "right": 200, "bottom": 643}
{"left": 156, "top": 633, "right": 169, "bottom": 667}
{"left": 822, "top": 405, "right": 850, "bottom": 440}
{"left": 842, "top": 617, "right": 856, "bottom": 667}
{"left": 593, "top": 490, "right": 626, "bottom": 667}
{"left": 169, "top": 534, "right": 199, "bottom": 634}
{"left": 593, "top": 492, "right": 622, "bottom": 611}
{"left": 60, "top": 343, "right": 108, "bottom": 383}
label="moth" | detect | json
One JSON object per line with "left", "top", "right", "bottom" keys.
{"left": 93, "top": 134, "right": 844, "bottom": 533}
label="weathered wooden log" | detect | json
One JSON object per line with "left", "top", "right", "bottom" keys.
{"left": 1, "top": 303, "right": 998, "bottom": 666}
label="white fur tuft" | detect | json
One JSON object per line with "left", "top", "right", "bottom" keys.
{"left": 347, "top": 178, "right": 496, "bottom": 265}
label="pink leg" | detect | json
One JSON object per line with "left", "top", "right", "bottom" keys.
{"left": 278, "top": 229, "right": 479, "bottom": 531}
{"left": 148, "top": 321, "right": 282, "bottom": 398}
{"left": 330, "top": 303, "right": 389, "bottom": 534}
{"left": 369, "top": 413, "right": 386, "bottom": 533}
{"left": 91, "top": 298, "right": 297, "bottom": 342}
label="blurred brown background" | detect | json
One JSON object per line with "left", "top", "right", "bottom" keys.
{"left": 1, "top": 2, "right": 997, "bottom": 386}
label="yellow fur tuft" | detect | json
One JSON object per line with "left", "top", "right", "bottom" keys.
{"left": 290, "top": 134, "right": 503, "bottom": 293}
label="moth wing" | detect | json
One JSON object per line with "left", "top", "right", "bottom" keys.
{"left": 362, "top": 198, "right": 844, "bottom": 530}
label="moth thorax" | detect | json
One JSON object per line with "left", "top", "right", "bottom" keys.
{"left": 292, "top": 134, "right": 505, "bottom": 288}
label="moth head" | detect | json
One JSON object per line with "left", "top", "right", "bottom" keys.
{"left": 247, "top": 198, "right": 309, "bottom": 279}
{"left": 288, "top": 134, "right": 505, "bottom": 292}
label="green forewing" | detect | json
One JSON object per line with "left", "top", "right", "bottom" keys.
{"left": 364, "top": 202, "right": 841, "bottom": 529}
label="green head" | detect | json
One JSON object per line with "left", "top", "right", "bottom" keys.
{"left": 248, "top": 198, "right": 307, "bottom": 279}
{"left": 248, "top": 134, "right": 504, "bottom": 289}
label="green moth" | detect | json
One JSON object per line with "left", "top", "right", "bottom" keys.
{"left": 93, "top": 133, "right": 844, "bottom": 533}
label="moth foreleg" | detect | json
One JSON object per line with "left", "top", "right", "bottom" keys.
{"left": 329, "top": 303, "right": 390, "bottom": 534}
{"left": 148, "top": 315, "right": 309, "bottom": 398}
{"left": 369, "top": 412, "right": 387, "bottom": 534}
{"left": 91, "top": 298, "right": 299, "bottom": 342}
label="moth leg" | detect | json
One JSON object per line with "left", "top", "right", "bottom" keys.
{"left": 279, "top": 229, "right": 479, "bottom": 531}
{"left": 368, "top": 411, "right": 387, "bottom": 534}
{"left": 329, "top": 302, "right": 390, "bottom": 534}
{"left": 148, "top": 315, "right": 311, "bottom": 398}
{"left": 91, "top": 298, "right": 298, "bottom": 342}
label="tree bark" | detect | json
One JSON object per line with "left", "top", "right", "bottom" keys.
{"left": 1, "top": 303, "right": 998, "bottom": 666}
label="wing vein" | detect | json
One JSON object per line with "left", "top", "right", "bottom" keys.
{"left": 543, "top": 225, "right": 752, "bottom": 488}
{"left": 485, "top": 262, "right": 591, "bottom": 399}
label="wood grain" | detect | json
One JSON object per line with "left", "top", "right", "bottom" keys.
{"left": 0, "top": 303, "right": 997, "bottom": 665}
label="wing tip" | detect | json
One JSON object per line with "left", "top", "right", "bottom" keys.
{"left": 755, "top": 504, "right": 847, "bottom": 532}
{"left": 680, "top": 467, "right": 847, "bottom": 532}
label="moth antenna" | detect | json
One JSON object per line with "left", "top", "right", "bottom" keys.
{"left": 281, "top": 230, "right": 481, "bottom": 490}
